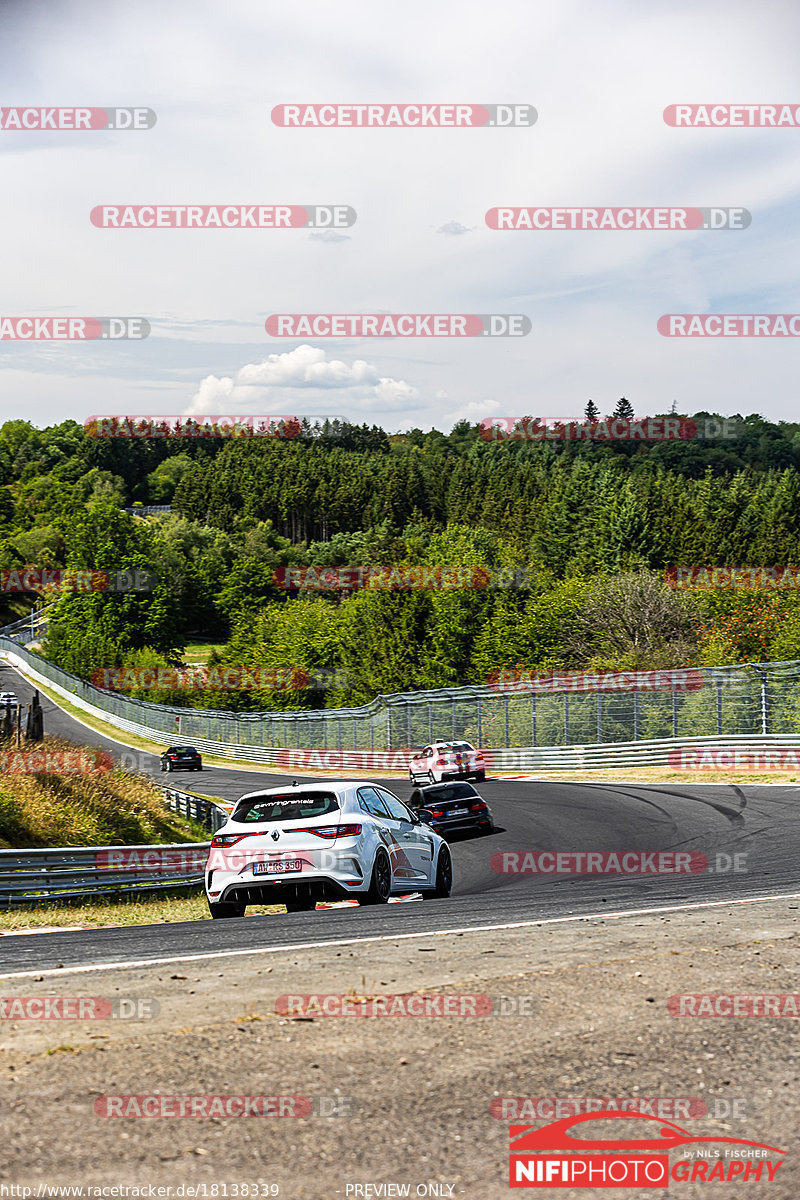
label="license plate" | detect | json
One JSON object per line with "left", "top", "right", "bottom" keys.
{"left": 449, "top": 807, "right": 468, "bottom": 816}
{"left": 253, "top": 859, "right": 304, "bottom": 875}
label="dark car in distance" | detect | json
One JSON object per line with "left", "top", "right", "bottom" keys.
{"left": 407, "top": 781, "right": 494, "bottom": 837}
{"left": 160, "top": 746, "right": 203, "bottom": 772}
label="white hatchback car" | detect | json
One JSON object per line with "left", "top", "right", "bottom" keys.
{"left": 408, "top": 741, "right": 486, "bottom": 785}
{"left": 205, "top": 780, "right": 453, "bottom": 918}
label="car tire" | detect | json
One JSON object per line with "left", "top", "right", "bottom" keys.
{"left": 167, "top": 761, "right": 173, "bottom": 772}
{"left": 475, "top": 770, "right": 486, "bottom": 782}
{"left": 196, "top": 765, "right": 202, "bottom": 771}
{"left": 481, "top": 818, "right": 495, "bottom": 835}
{"left": 208, "top": 900, "right": 245, "bottom": 919}
{"left": 359, "top": 848, "right": 391, "bottom": 905}
{"left": 424, "top": 847, "right": 453, "bottom": 899}
{"left": 160, "top": 763, "right": 166, "bottom": 772}
{"left": 285, "top": 895, "right": 317, "bottom": 912}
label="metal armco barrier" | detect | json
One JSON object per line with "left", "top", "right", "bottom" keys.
{"left": 0, "top": 842, "right": 210, "bottom": 908}
{"left": 163, "top": 786, "right": 229, "bottom": 831}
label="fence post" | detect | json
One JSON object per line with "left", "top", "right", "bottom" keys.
{"left": 716, "top": 679, "right": 723, "bottom": 735}
{"left": 531, "top": 692, "right": 536, "bottom": 747}
{"left": 428, "top": 700, "right": 433, "bottom": 743}
{"left": 633, "top": 688, "right": 640, "bottom": 741}
{"left": 452, "top": 699, "right": 456, "bottom": 741}
{"left": 407, "top": 704, "right": 412, "bottom": 748}
{"left": 387, "top": 705, "right": 392, "bottom": 750}
{"left": 504, "top": 693, "right": 510, "bottom": 748}
{"left": 596, "top": 689, "right": 602, "bottom": 744}
{"left": 672, "top": 684, "right": 678, "bottom": 738}
{"left": 477, "top": 696, "right": 483, "bottom": 747}
{"left": 564, "top": 693, "right": 570, "bottom": 745}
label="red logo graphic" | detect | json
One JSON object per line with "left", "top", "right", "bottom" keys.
{"left": 509, "top": 1112, "right": 784, "bottom": 1188}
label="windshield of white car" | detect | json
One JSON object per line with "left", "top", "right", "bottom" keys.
{"left": 232, "top": 793, "right": 340, "bottom": 823}
{"left": 437, "top": 743, "right": 474, "bottom": 753}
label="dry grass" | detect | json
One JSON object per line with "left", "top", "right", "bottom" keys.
{"left": 507, "top": 766, "right": 800, "bottom": 784}
{"left": 0, "top": 734, "right": 206, "bottom": 849}
{"left": 0, "top": 890, "right": 284, "bottom": 930}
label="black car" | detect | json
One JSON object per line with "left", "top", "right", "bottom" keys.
{"left": 407, "top": 781, "right": 494, "bottom": 837}
{"left": 160, "top": 745, "right": 203, "bottom": 772}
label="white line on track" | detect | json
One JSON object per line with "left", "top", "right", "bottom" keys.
{"left": 1, "top": 890, "right": 798, "bottom": 981}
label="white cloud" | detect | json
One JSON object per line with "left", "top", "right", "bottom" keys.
{"left": 187, "top": 344, "right": 420, "bottom": 415}
{"left": 438, "top": 221, "right": 473, "bottom": 236}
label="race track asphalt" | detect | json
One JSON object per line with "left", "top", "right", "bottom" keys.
{"left": 2, "top": 659, "right": 798, "bottom": 975}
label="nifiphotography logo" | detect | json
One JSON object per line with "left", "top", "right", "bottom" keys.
{"left": 508, "top": 1111, "right": 785, "bottom": 1188}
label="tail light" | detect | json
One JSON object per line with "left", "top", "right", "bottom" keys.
{"left": 211, "top": 832, "right": 260, "bottom": 848}
{"left": 292, "top": 824, "right": 362, "bottom": 839}
{"left": 475, "top": 753, "right": 484, "bottom": 761}
{"left": 470, "top": 802, "right": 487, "bottom": 812}
{"left": 435, "top": 759, "right": 446, "bottom": 766}
{"left": 428, "top": 810, "right": 444, "bottom": 818}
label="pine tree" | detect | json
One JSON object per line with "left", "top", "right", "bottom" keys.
{"left": 585, "top": 399, "right": 599, "bottom": 422}
{"left": 613, "top": 397, "right": 635, "bottom": 420}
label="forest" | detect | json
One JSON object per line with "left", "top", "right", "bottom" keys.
{"left": 1, "top": 408, "right": 800, "bottom": 710}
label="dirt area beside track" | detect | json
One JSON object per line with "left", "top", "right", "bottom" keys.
{"left": 0, "top": 896, "right": 798, "bottom": 1196}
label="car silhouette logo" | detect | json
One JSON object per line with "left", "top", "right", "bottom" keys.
{"left": 271, "top": 830, "right": 280, "bottom": 841}
{"left": 510, "top": 1110, "right": 785, "bottom": 1155}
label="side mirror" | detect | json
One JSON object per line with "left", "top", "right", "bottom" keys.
{"left": 417, "top": 809, "right": 433, "bottom": 825}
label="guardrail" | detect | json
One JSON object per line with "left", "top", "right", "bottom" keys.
{"left": 163, "top": 786, "right": 229, "bottom": 832}
{"left": 0, "top": 842, "right": 210, "bottom": 908}
{"left": 0, "top": 788, "right": 230, "bottom": 908}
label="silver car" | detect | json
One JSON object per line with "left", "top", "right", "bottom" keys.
{"left": 205, "top": 780, "right": 453, "bottom": 918}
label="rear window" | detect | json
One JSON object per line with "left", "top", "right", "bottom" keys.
{"left": 425, "top": 784, "right": 476, "bottom": 802}
{"left": 437, "top": 743, "right": 474, "bottom": 753}
{"left": 232, "top": 792, "right": 340, "bottom": 824}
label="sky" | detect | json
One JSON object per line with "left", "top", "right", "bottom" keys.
{"left": 1, "top": 0, "right": 799, "bottom": 432}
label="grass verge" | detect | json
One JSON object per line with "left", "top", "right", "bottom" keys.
{"left": 0, "top": 889, "right": 283, "bottom": 931}
{"left": 0, "top": 734, "right": 207, "bottom": 848}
